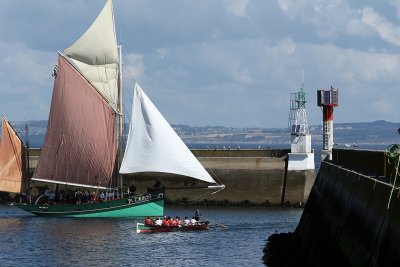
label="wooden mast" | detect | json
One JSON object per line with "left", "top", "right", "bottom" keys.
{"left": 117, "top": 43, "right": 123, "bottom": 196}
{"left": 24, "top": 122, "right": 30, "bottom": 200}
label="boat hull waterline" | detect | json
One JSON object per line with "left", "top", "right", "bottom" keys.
{"left": 136, "top": 222, "right": 209, "bottom": 233}
{"left": 15, "top": 194, "right": 164, "bottom": 218}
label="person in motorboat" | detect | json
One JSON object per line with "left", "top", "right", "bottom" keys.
{"left": 190, "top": 216, "right": 197, "bottom": 225}
{"left": 194, "top": 209, "right": 201, "bottom": 221}
{"left": 183, "top": 216, "right": 190, "bottom": 226}
{"left": 162, "top": 216, "right": 169, "bottom": 226}
{"left": 145, "top": 216, "right": 152, "bottom": 225}
{"left": 155, "top": 217, "right": 162, "bottom": 226}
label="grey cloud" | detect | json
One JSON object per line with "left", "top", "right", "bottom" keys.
{"left": 0, "top": 0, "right": 399, "bottom": 127}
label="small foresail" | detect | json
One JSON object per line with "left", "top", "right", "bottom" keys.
{"left": 119, "top": 84, "right": 217, "bottom": 184}
{"left": 0, "top": 115, "right": 24, "bottom": 193}
{"left": 33, "top": 55, "right": 117, "bottom": 188}
{"left": 64, "top": 0, "right": 119, "bottom": 111}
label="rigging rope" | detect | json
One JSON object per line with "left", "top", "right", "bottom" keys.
{"left": 189, "top": 145, "right": 224, "bottom": 186}
{"left": 385, "top": 144, "right": 400, "bottom": 210}
{"left": 179, "top": 189, "right": 215, "bottom": 205}
{"left": 371, "top": 143, "right": 400, "bottom": 266}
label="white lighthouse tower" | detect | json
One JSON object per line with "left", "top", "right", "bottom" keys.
{"left": 287, "top": 85, "right": 315, "bottom": 170}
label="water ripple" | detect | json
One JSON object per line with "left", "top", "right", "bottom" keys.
{"left": 0, "top": 205, "right": 301, "bottom": 266}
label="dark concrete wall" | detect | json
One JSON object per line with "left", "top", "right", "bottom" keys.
{"left": 294, "top": 149, "right": 400, "bottom": 266}
{"left": 331, "top": 148, "right": 394, "bottom": 177}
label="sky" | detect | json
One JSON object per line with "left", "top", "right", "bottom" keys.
{"left": 0, "top": 0, "right": 399, "bottom": 128}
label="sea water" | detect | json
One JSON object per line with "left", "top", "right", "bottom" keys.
{"left": 0, "top": 205, "right": 301, "bottom": 267}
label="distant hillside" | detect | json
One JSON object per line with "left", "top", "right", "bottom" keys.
{"left": 310, "top": 120, "right": 400, "bottom": 146}
{"left": 1, "top": 120, "right": 399, "bottom": 148}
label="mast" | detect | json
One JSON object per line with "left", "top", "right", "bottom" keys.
{"left": 24, "top": 122, "right": 30, "bottom": 197}
{"left": 117, "top": 43, "right": 123, "bottom": 195}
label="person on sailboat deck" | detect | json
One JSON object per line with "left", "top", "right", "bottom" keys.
{"left": 128, "top": 185, "right": 136, "bottom": 196}
{"left": 99, "top": 192, "right": 105, "bottom": 202}
{"left": 44, "top": 186, "right": 50, "bottom": 203}
{"left": 49, "top": 191, "right": 55, "bottom": 205}
{"left": 147, "top": 179, "right": 165, "bottom": 194}
{"left": 194, "top": 209, "right": 201, "bottom": 221}
{"left": 91, "top": 191, "right": 96, "bottom": 202}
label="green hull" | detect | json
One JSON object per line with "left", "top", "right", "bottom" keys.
{"left": 15, "top": 194, "right": 164, "bottom": 218}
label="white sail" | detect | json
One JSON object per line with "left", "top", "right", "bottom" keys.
{"left": 120, "top": 84, "right": 217, "bottom": 184}
{"left": 64, "top": 0, "right": 119, "bottom": 110}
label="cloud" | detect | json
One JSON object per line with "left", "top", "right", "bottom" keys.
{"left": 157, "top": 48, "right": 169, "bottom": 59}
{"left": 346, "top": 18, "right": 372, "bottom": 37}
{"left": 371, "top": 98, "right": 396, "bottom": 115}
{"left": 362, "top": 7, "right": 400, "bottom": 46}
{"left": 277, "top": 0, "right": 290, "bottom": 12}
{"left": 0, "top": 41, "right": 54, "bottom": 120}
{"left": 273, "top": 37, "right": 296, "bottom": 56}
{"left": 276, "top": 0, "right": 373, "bottom": 40}
{"left": 222, "top": 0, "right": 249, "bottom": 17}
{"left": 390, "top": 0, "right": 400, "bottom": 19}
{"left": 124, "top": 53, "right": 145, "bottom": 82}
{"left": 1, "top": 0, "right": 400, "bottom": 126}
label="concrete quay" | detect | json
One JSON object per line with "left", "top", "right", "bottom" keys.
{"left": 27, "top": 148, "right": 315, "bottom": 206}
{"left": 125, "top": 149, "right": 315, "bottom": 206}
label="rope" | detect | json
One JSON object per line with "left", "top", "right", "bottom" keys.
{"left": 189, "top": 145, "right": 224, "bottom": 187}
{"left": 370, "top": 144, "right": 400, "bottom": 266}
{"left": 385, "top": 144, "right": 400, "bottom": 210}
{"left": 179, "top": 189, "right": 215, "bottom": 205}
{"left": 201, "top": 216, "right": 227, "bottom": 228}
{"left": 0, "top": 199, "right": 14, "bottom": 206}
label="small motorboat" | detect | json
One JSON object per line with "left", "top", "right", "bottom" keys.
{"left": 136, "top": 222, "right": 209, "bottom": 233}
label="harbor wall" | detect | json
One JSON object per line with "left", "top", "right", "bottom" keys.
{"left": 264, "top": 148, "right": 400, "bottom": 266}
{"left": 26, "top": 148, "right": 315, "bottom": 206}
{"left": 124, "top": 149, "right": 315, "bottom": 206}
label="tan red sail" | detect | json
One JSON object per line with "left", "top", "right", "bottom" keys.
{"left": 0, "top": 116, "right": 24, "bottom": 193}
{"left": 33, "top": 54, "right": 117, "bottom": 188}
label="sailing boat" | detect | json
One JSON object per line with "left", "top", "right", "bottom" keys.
{"left": 0, "top": 115, "right": 26, "bottom": 195}
{"left": 12, "top": 0, "right": 223, "bottom": 218}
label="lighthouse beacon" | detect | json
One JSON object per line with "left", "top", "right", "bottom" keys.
{"left": 287, "top": 85, "right": 315, "bottom": 171}
{"left": 317, "top": 87, "right": 339, "bottom": 161}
